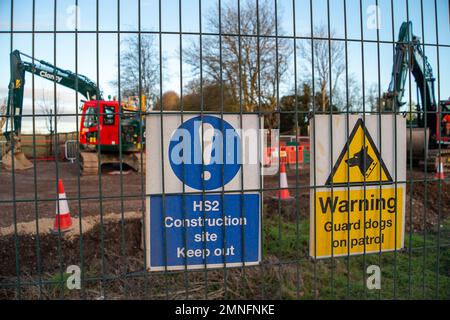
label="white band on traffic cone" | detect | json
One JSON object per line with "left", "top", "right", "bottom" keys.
{"left": 280, "top": 171, "right": 289, "bottom": 189}
{"left": 57, "top": 192, "right": 70, "bottom": 215}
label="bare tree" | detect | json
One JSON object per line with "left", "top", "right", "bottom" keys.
{"left": 38, "top": 89, "right": 64, "bottom": 155}
{"left": 111, "top": 35, "right": 160, "bottom": 110}
{"left": 39, "top": 89, "right": 63, "bottom": 135}
{"left": 366, "top": 84, "right": 380, "bottom": 112}
{"left": 184, "top": 0, "right": 292, "bottom": 112}
{"left": 298, "top": 25, "right": 345, "bottom": 112}
{"left": 343, "top": 77, "right": 363, "bottom": 112}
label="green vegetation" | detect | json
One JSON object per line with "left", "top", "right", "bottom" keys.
{"left": 263, "top": 213, "right": 450, "bottom": 299}
{"left": 44, "top": 271, "right": 73, "bottom": 296}
{"left": 2, "top": 213, "right": 447, "bottom": 300}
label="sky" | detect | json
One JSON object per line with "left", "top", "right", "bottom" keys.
{"left": 0, "top": 0, "right": 449, "bottom": 133}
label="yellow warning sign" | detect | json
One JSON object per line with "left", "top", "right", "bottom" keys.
{"left": 326, "top": 119, "right": 393, "bottom": 186}
{"left": 310, "top": 187, "right": 404, "bottom": 258}
{"left": 310, "top": 116, "right": 406, "bottom": 259}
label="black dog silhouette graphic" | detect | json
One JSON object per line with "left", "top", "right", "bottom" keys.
{"left": 345, "top": 146, "right": 377, "bottom": 179}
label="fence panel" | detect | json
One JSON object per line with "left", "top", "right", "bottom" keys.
{"left": 0, "top": 0, "right": 449, "bottom": 301}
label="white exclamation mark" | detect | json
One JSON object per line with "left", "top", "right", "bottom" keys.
{"left": 200, "top": 123, "right": 215, "bottom": 181}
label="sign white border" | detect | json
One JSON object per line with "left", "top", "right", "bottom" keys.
{"left": 309, "top": 114, "right": 406, "bottom": 259}
{"left": 145, "top": 113, "right": 263, "bottom": 271}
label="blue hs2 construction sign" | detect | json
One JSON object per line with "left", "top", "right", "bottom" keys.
{"left": 146, "top": 114, "right": 262, "bottom": 271}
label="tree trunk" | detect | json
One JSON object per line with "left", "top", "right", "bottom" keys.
{"left": 321, "top": 80, "right": 327, "bottom": 112}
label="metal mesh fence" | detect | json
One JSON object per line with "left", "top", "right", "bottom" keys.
{"left": 0, "top": 0, "right": 449, "bottom": 300}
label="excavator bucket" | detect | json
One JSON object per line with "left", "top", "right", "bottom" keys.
{"left": 2, "top": 150, "right": 33, "bottom": 170}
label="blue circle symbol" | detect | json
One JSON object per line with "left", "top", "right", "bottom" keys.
{"left": 168, "top": 116, "right": 241, "bottom": 190}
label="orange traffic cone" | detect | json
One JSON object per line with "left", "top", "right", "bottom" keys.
{"left": 52, "top": 179, "right": 72, "bottom": 233}
{"left": 275, "top": 163, "right": 293, "bottom": 200}
{"left": 435, "top": 159, "right": 445, "bottom": 180}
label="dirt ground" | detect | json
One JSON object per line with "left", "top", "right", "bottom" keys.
{"left": 0, "top": 161, "right": 448, "bottom": 231}
{"left": 0, "top": 162, "right": 146, "bottom": 228}
{"left": 0, "top": 160, "right": 449, "bottom": 299}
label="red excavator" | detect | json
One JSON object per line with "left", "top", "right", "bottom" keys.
{"left": 1, "top": 50, "right": 145, "bottom": 175}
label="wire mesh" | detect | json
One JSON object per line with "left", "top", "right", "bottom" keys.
{"left": 0, "top": 0, "right": 449, "bottom": 300}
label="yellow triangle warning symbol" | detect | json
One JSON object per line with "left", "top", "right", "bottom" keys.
{"left": 326, "top": 119, "right": 393, "bottom": 186}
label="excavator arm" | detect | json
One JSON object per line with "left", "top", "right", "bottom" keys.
{"left": 384, "top": 21, "right": 437, "bottom": 130}
{"left": 385, "top": 22, "right": 450, "bottom": 171}
{"left": 2, "top": 50, "right": 102, "bottom": 170}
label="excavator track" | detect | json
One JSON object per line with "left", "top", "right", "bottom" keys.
{"left": 80, "top": 151, "right": 146, "bottom": 176}
{"left": 79, "top": 151, "right": 99, "bottom": 175}
{"left": 133, "top": 151, "right": 146, "bottom": 173}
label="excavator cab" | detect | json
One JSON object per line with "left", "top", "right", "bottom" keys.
{"left": 78, "top": 100, "right": 144, "bottom": 175}
{"left": 79, "top": 100, "right": 142, "bottom": 152}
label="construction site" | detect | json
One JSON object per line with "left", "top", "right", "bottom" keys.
{"left": 0, "top": 149, "right": 449, "bottom": 299}
{"left": 0, "top": 0, "right": 449, "bottom": 302}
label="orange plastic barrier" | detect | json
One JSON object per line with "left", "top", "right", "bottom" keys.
{"left": 284, "top": 146, "right": 304, "bottom": 165}
{"left": 264, "top": 146, "right": 304, "bottom": 166}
